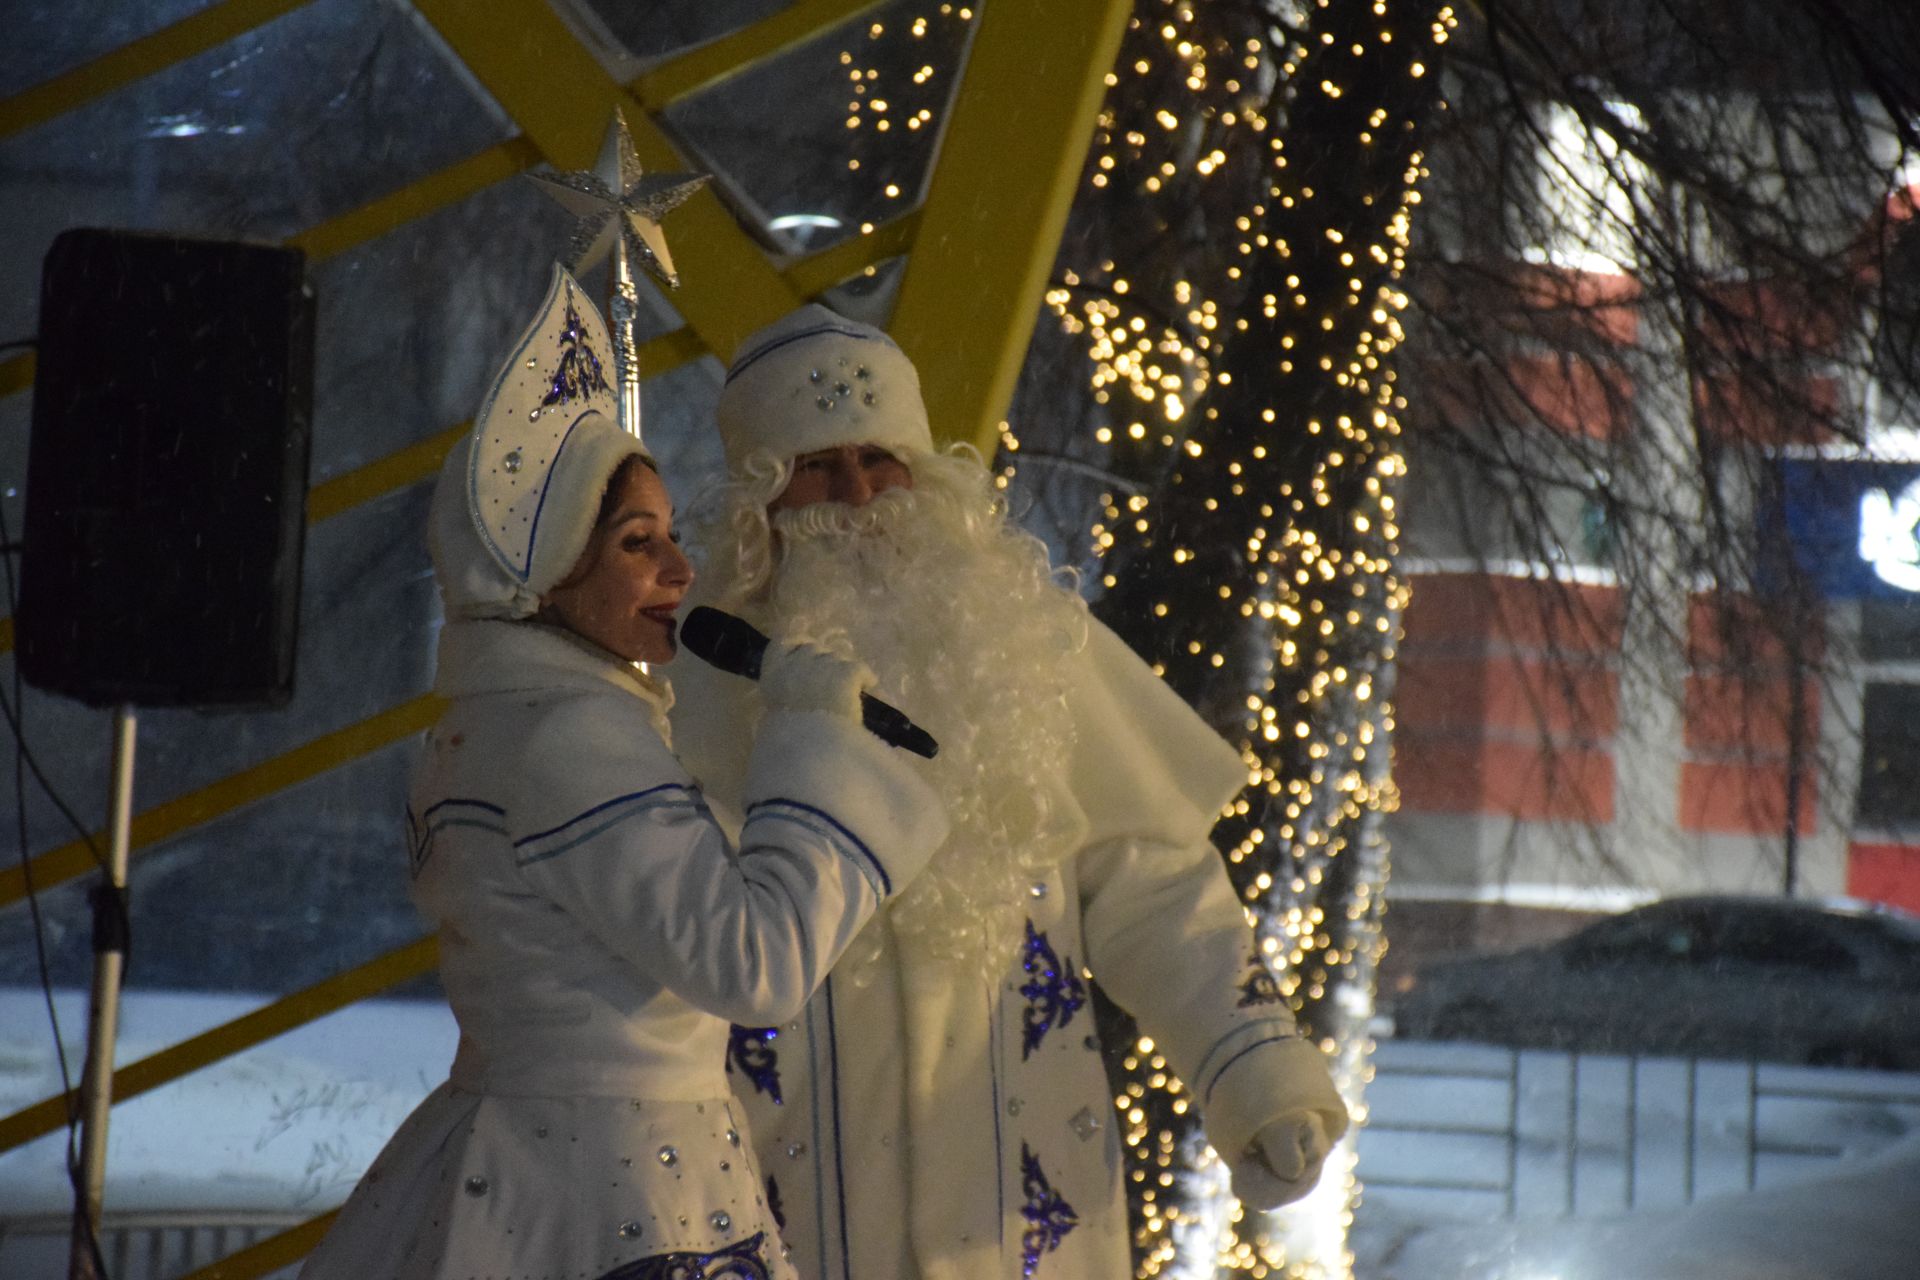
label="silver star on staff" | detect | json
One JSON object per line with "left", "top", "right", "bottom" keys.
{"left": 526, "top": 108, "right": 708, "bottom": 440}
{"left": 526, "top": 109, "right": 709, "bottom": 288}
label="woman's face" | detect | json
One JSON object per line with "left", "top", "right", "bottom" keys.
{"left": 540, "top": 462, "right": 693, "bottom": 664}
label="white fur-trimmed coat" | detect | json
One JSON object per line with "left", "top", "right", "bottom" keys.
{"left": 299, "top": 620, "right": 946, "bottom": 1280}
{"left": 671, "top": 617, "right": 1346, "bottom": 1280}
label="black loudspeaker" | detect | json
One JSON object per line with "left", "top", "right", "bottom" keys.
{"left": 18, "top": 229, "right": 315, "bottom": 708}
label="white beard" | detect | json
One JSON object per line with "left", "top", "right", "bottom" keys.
{"left": 702, "top": 454, "right": 1088, "bottom": 981}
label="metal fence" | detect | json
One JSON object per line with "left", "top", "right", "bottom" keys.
{"left": 0, "top": 1212, "right": 305, "bottom": 1280}
{"left": 1356, "top": 1039, "right": 1920, "bottom": 1224}
{"left": 4, "top": 1042, "right": 1917, "bottom": 1278}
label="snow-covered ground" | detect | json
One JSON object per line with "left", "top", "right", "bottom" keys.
{"left": 1350, "top": 1038, "right": 1919, "bottom": 1279}
{"left": 1356, "top": 1131, "right": 1920, "bottom": 1280}
{"left": 2, "top": 989, "right": 1915, "bottom": 1279}
{"left": 0, "top": 988, "right": 455, "bottom": 1218}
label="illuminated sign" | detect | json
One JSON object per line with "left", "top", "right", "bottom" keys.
{"left": 1859, "top": 478, "right": 1920, "bottom": 591}
{"left": 1770, "top": 460, "right": 1920, "bottom": 599}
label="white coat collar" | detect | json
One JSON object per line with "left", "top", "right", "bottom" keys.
{"left": 435, "top": 619, "right": 673, "bottom": 718}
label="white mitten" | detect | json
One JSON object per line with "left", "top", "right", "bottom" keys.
{"left": 759, "top": 639, "right": 875, "bottom": 721}
{"left": 1230, "top": 1111, "right": 1334, "bottom": 1210}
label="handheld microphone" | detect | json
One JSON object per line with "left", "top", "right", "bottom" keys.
{"left": 680, "top": 606, "right": 939, "bottom": 759}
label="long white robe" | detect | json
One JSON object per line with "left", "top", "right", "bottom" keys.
{"left": 300, "top": 620, "right": 946, "bottom": 1280}
{"left": 671, "top": 617, "right": 1341, "bottom": 1280}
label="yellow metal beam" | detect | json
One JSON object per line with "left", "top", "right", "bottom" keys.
{"left": 0, "top": 938, "right": 436, "bottom": 1155}
{"left": 290, "top": 137, "right": 545, "bottom": 263}
{"left": 0, "top": 0, "right": 311, "bottom": 141}
{"left": 0, "top": 351, "right": 32, "bottom": 399}
{"left": 413, "top": 0, "right": 802, "bottom": 362}
{"left": 301, "top": 315, "right": 713, "bottom": 521}
{"left": 786, "top": 212, "right": 920, "bottom": 300}
{"left": 0, "top": 695, "right": 443, "bottom": 912}
{"left": 888, "top": 0, "right": 1130, "bottom": 455}
{"left": 630, "top": 0, "right": 886, "bottom": 108}
{"left": 178, "top": 1212, "right": 339, "bottom": 1280}
{"left": 304, "top": 423, "right": 469, "bottom": 525}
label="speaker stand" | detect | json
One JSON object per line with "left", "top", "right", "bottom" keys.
{"left": 69, "top": 705, "right": 136, "bottom": 1280}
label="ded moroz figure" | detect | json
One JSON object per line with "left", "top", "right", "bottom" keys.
{"left": 298, "top": 275, "right": 947, "bottom": 1280}
{"left": 669, "top": 304, "right": 1351, "bottom": 1280}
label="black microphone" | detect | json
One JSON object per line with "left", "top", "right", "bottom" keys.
{"left": 680, "top": 606, "right": 939, "bottom": 759}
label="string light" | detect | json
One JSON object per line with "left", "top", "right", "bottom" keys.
{"left": 1016, "top": 2, "right": 1446, "bottom": 1276}
{"left": 846, "top": 1, "right": 1447, "bottom": 1275}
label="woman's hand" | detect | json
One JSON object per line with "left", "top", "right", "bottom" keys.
{"left": 759, "top": 639, "right": 876, "bottom": 721}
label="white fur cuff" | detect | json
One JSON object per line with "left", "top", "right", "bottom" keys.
{"left": 1202, "top": 1033, "right": 1350, "bottom": 1180}
{"left": 741, "top": 709, "right": 948, "bottom": 898}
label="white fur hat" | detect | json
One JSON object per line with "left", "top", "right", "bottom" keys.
{"left": 716, "top": 304, "right": 933, "bottom": 471}
{"left": 430, "top": 265, "right": 646, "bottom": 619}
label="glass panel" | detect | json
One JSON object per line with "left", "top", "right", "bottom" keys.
{"left": 0, "top": 0, "right": 514, "bottom": 343}
{"left": 0, "top": 0, "right": 218, "bottom": 99}
{"left": 0, "top": 738, "right": 431, "bottom": 996}
{"left": 1705, "top": 909, "right": 1858, "bottom": 973}
{"left": 569, "top": 0, "right": 791, "bottom": 59}
{"left": 661, "top": 0, "right": 974, "bottom": 256}
{"left": 1858, "top": 595, "right": 1920, "bottom": 661}
{"left": 1855, "top": 682, "right": 1920, "bottom": 829}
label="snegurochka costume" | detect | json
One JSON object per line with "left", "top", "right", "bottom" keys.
{"left": 299, "top": 272, "right": 947, "bottom": 1280}
{"left": 668, "top": 306, "right": 1352, "bottom": 1280}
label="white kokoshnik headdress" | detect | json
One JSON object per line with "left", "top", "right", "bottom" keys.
{"left": 715, "top": 304, "right": 934, "bottom": 472}
{"left": 431, "top": 109, "right": 702, "bottom": 621}
{"left": 429, "top": 264, "right": 647, "bottom": 619}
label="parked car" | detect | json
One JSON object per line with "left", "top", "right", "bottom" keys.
{"left": 1390, "top": 895, "right": 1920, "bottom": 1068}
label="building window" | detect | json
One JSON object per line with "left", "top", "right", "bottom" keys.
{"left": 1855, "top": 682, "right": 1920, "bottom": 828}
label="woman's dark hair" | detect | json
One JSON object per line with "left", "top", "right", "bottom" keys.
{"left": 592, "top": 452, "right": 656, "bottom": 530}
{"left": 543, "top": 453, "right": 659, "bottom": 600}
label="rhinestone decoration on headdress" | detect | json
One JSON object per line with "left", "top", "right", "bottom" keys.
{"left": 541, "top": 289, "right": 612, "bottom": 409}
{"left": 467, "top": 264, "right": 619, "bottom": 582}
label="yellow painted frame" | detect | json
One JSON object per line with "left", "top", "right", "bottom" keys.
{"left": 892, "top": 0, "right": 1131, "bottom": 453}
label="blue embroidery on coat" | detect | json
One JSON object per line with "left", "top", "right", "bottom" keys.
{"left": 597, "top": 1231, "right": 772, "bottom": 1279}
{"left": 727, "top": 1024, "right": 783, "bottom": 1105}
{"left": 1237, "top": 951, "right": 1285, "bottom": 1007}
{"left": 513, "top": 784, "right": 709, "bottom": 867}
{"left": 405, "top": 806, "right": 430, "bottom": 877}
{"left": 1194, "top": 1018, "right": 1300, "bottom": 1102}
{"left": 1019, "top": 920, "right": 1087, "bottom": 1059}
{"left": 408, "top": 798, "right": 508, "bottom": 877}
{"left": 745, "top": 798, "right": 891, "bottom": 896}
{"left": 1018, "top": 1143, "right": 1078, "bottom": 1276}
